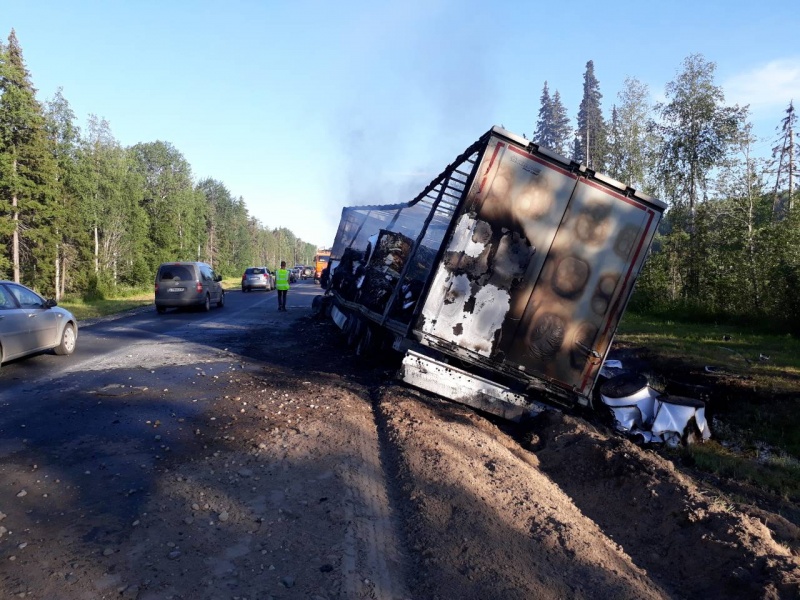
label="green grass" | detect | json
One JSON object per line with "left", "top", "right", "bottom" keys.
{"left": 59, "top": 279, "right": 242, "bottom": 320}
{"left": 617, "top": 312, "right": 800, "bottom": 382}
{"left": 618, "top": 310, "right": 800, "bottom": 500}
{"left": 674, "top": 441, "right": 800, "bottom": 502}
{"left": 60, "top": 290, "right": 154, "bottom": 320}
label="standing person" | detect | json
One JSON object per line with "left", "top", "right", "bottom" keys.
{"left": 275, "top": 261, "right": 290, "bottom": 311}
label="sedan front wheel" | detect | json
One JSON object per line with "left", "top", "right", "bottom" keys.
{"left": 54, "top": 323, "right": 77, "bottom": 355}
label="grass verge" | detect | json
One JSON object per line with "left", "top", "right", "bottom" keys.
{"left": 617, "top": 311, "right": 800, "bottom": 501}
{"left": 60, "top": 279, "right": 242, "bottom": 320}
{"left": 60, "top": 291, "right": 154, "bottom": 320}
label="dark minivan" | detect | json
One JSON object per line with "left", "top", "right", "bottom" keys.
{"left": 154, "top": 262, "right": 225, "bottom": 314}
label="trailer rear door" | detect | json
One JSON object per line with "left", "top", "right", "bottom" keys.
{"left": 418, "top": 129, "right": 663, "bottom": 400}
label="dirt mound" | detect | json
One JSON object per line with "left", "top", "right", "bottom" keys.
{"left": 376, "top": 387, "right": 665, "bottom": 600}
{"left": 530, "top": 411, "right": 799, "bottom": 599}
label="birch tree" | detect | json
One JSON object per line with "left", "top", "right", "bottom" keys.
{"left": 607, "top": 77, "right": 657, "bottom": 193}
{"left": 655, "top": 54, "right": 746, "bottom": 299}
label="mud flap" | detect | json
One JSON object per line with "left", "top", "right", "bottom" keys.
{"left": 331, "top": 305, "right": 348, "bottom": 330}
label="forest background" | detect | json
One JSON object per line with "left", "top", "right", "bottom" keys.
{"left": 0, "top": 29, "right": 798, "bottom": 334}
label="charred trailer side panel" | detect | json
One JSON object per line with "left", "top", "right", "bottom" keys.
{"left": 325, "top": 127, "right": 666, "bottom": 419}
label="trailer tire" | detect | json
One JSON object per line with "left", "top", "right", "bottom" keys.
{"left": 312, "top": 295, "right": 323, "bottom": 315}
{"left": 346, "top": 316, "right": 363, "bottom": 347}
{"left": 355, "top": 324, "right": 373, "bottom": 357}
{"left": 312, "top": 295, "right": 331, "bottom": 318}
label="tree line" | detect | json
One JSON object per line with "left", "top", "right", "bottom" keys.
{"left": 534, "top": 57, "right": 799, "bottom": 333}
{"left": 0, "top": 29, "right": 317, "bottom": 300}
{"left": 2, "top": 29, "right": 798, "bottom": 332}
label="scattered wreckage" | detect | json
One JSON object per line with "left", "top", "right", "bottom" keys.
{"left": 316, "top": 126, "right": 709, "bottom": 444}
{"left": 597, "top": 361, "right": 711, "bottom": 446}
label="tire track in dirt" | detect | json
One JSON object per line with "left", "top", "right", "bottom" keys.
{"left": 337, "top": 388, "right": 410, "bottom": 600}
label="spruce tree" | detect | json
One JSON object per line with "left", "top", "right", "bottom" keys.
{"left": 770, "top": 100, "right": 797, "bottom": 217}
{"left": 550, "top": 90, "right": 571, "bottom": 157}
{"left": 534, "top": 82, "right": 571, "bottom": 157}
{"left": 573, "top": 60, "right": 608, "bottom": 171}
{"left": 533, "top": 82, "right": 554, "bottom": 150}
{"left": 0, "top": 29, "right": 57, "bottom": 286}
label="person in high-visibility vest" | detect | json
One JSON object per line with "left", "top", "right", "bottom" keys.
{"left": 275, "top": 260, "right": 290, "bottom": 311}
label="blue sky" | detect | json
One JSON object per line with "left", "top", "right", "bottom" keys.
{"left": 2, "top": 0, "right": 799, "bottom": 247}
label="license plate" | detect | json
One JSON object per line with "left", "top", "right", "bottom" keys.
{"left": 168, "top": 287, "right": 185, "bottom": 292}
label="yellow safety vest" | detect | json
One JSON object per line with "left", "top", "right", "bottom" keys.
{"left": 275, "top": 269, "right": 290, "bottom": 291}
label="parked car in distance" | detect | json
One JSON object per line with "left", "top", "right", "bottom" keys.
{"left": 154, "top": 262, "right": 225, "bottom": 314}
{"left": 289, "top": 268, "right": 298, "bottom": 283}
{"left": 0, "top": 280, "right": 78, "bottom": 366}
{"left": 241, "top": 267, "right": 273, "bottom": 292}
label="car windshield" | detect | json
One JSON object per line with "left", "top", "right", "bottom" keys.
{"left": 247, "top": 268, "right": 266, "bottom": 275}
{"left": 159, "top": 266, "right": 193, "bottom": 281}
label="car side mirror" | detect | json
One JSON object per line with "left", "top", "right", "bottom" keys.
{"left": 214, "top": 275, "right": 222, "bottom": 282}
{"left": 45, "top": 298, "right": 58, "bottom": 308}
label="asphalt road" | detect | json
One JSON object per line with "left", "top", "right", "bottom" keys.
{"left": 0, "top": 280, "right": 324, "bottom": 524}
{"left": 0, "top": 280, "right": 322, "bottom": 384}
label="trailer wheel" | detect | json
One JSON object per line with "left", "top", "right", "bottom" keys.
{"left": 346, "top": 316, "right": 363, "bottom": 347}
{"left": 312, "top": 295, "right": 323, "bottom": 315}
{"left": 355, "top": 324, "right": 373, "bottom": 357}
{"left": 312, "top": 295, "right": 331, "bottom": 318}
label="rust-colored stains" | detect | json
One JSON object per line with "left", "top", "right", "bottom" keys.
{"left": 478, "top": 165, "right": 514, "bottom": 226}
{"left": 512, "top": 174, "right": 555, "bottom": 221}
{"left": 591, "top": 274, "right": 619, "bottom": 316}
{"left": 506, "top": 179, "right": 651, "bottom": 392}
{"left": 570, "top": 321, "right": 599, "bottom": 369}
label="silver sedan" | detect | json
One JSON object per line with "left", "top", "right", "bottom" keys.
{"left": 0, "top": 280, "right": 78, "bottom": 366}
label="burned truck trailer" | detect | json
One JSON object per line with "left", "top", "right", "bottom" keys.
{"left": 323, "top": 126, "right": 667, "bottom": 420}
